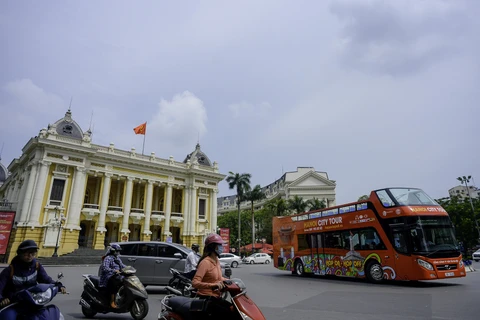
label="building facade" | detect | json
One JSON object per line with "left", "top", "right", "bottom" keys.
{"left": 448, "top": 185, "right": 480, "bottom": 200}
{"left": 0, "top": 110, "right": 225, "bottom": 260}
{"left": 217, "top": 167, "right": 336, "bottom": 215}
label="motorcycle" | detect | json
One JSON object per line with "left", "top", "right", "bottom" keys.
{"left": 158, "top": 278, "right": 266, "bottom": 320}
{"left": 79, "top": 266, "right": 149, "bottom": 320}
{"left": 167, "top": 268, "right": 197, "bottom": 297}
{"left": 0, "top": 272, "right": 67, "bottom": 320}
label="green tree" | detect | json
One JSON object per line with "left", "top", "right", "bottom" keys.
{"left": 307, "top": 197, "right": 326, "bottom": 211}
{"left": 288, "top": 195, "right": 307, "bottom": 214}
{"left": 244, "top": 184, "right": 266, "bottom": 255}
{"left": 255, "top": 198, "right": 288, "bottom": 244}
{"left": 436, "top": 195, "right": 480, "bottom": 252}
{"left": 217, "top": 210, "right": 252, "bottom": 254}
{"left": 358, "top": 195, "right": 369, "bottom": 201}
{"left": 226, "top": 172, "right": 251, "bottom": 254}
{"left": 265, "top": 198, "right": 288, "bottom": 216}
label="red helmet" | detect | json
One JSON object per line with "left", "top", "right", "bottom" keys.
{"left": 205, "top": 233, "right": 223, "bottom": 246}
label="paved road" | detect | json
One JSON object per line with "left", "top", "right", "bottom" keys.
{"left": 3, "top": 261, "right": 480, "bottom": 319}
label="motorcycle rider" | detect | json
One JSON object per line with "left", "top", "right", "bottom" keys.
{"left": 0, "top": 239, "right": 67, "bottom": 319}
{"left": 184, "top": 243, "right": 200, "bottom": 280}
{"left": 99, "top": 243, "right": 126, "bottom": 309}
{"left": 191, "top": 234, "right": 232, "bottom": 319}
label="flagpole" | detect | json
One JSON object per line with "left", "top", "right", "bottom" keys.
{"left": 142, "top": 121, "right": 146, "bottom": 155}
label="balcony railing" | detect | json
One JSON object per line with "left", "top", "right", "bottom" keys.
{"left": 151, "top": 210, "right": 165, "bottom": 216}
{"left": 131, "top": 208, "right": 145, "bottom": 214}
{"left": 0, "top": 200, "right": 16, "bottom": 211}
{"left": 107, "top": 206, "right": 123, "bottom": 212}
{"left": 171, "top": 212, "right": 183, "bottom": 218}
{"left": 83, "top": 203, "right": 99, "bottom": 210}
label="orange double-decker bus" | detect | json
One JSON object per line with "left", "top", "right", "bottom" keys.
{"left": 273, "top": 187, "right": 466, "bottom": 283}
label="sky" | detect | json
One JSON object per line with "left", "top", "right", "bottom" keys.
{"left": 0, "top": 0, "right": 478, "bottom": 204}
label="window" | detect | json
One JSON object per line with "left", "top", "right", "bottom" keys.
{"left": 324, "top": 232, "right": 344, "bottom": 249}
{"left": 376, "top": 190, "right": 394, "bottom": 207}
{"left": 138, "top": 243, "right": 157, "bottom": 257}
{"left": 49, "top": 179, "right": 65, "bottom": 205}
{"left": 119, "top": 244, "right": 138, "bottom": 255}
{"left": 158, "top": 245, "right": 183, "bottom": 258}
{"left": 297, "top": 234, "right": 310, "bottom": 251}
{"left": 199, "top": 199, "right": 206, "bottom": 219}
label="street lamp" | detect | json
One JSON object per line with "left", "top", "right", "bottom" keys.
{"left": 52, "top": 207, "right": 65, "bottom": 257}
{"left": 457, "top": 176, "right": 480, "bottom": 241}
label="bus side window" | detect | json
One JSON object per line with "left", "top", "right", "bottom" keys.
{"left": 316, "top": 234, "right": 322, "bottom": 249}
{"left": 359, "top": 228, "right": 387, "bottom": 250}
{"left": 392, "top": 230, "right": 408, "bottom": 254}
{"left": 324, "top": 232, "right": 343, "bottom": 249}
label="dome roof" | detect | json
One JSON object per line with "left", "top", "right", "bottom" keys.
{"left": 51, "top": 109, "right": 83, "bottom": 139}
{"left": 183, "top": 143, "right": 212, "bottom": 167}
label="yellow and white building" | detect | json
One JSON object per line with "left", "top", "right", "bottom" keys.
{"left": 0, "top": 109, "right": 225, "bottom": 260}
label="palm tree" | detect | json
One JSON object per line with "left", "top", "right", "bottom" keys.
{"left": 266, "top": 198, "right": 288, "bottom": 216}
{"left": 307, "top": 197, "right": 326, "bottom": 211}
{"left": 244, "top": 184, "right": 266, "bottom": 255}
{"left": 226, "top": 172, "right": 251, "bottom": 255}
{"left": 358, "top": 195, "right": 369, "bottom": 201}
{"left": 288, "top": 195, "right": 307, "bottom": 214}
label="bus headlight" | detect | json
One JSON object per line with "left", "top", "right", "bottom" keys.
{"left": 459, "top": 260, "right": 464, "bottom": 268}
{"left": 417, "top": 259, "right": 434, "bottom": 271}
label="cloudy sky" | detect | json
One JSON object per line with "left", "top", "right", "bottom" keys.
{"left": 1, "top": 0, "right": 478, "bottom": 204}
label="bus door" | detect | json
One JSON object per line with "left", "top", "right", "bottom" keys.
{"left": 389, "top": 223, "right": 409, "bottom": 278}
{"left": 315, "top": 233, "right": 325, "bottom": 275}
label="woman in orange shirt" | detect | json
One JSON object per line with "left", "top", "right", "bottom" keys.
{"left": 192, "top": 233, "right": 232, "bottom": 319}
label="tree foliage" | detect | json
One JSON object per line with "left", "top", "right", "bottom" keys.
{"left": 436, "top": 195, "right": 480, "bottom": 250}
{"left": 358, "top": 195, "right": 369, "bottom": 201}
{"left": 287, "top": 195, "right": 307, "bottom": 214}
{"left": 307, "top": 197, "right": 326, "bottom": 211}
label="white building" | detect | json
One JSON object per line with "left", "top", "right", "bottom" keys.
{"left": 0, "top": 109, "right": 225, "bottom": 260}
{"left": 217, "top": 167, "right": 336, "bottom": 215}
{"left": 448, "top": 185, "right": 480, "bottom": 200}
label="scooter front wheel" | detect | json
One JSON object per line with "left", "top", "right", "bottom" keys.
{"left": 130, "top": 299, "right": 149, "bottom": 320}
{"left": 81, "top": 306, "right": 97, "bottom": 318}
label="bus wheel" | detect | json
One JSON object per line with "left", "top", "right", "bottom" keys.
{"left": 294, "top": 259, "right": 304, "bottom": 276}
{"left": 366, "top": 261, "right": 384, "bottom": 283}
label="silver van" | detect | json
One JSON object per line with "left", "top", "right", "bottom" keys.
{"left": 112, "top": 241, "right": 231, "bottom": 286}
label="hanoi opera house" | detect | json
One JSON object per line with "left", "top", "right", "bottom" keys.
{"left": 0, "top": 110, "right": 225, "bottom": 260}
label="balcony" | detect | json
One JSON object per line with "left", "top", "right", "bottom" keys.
{"left": 81, "top": 203, "right": 100, "bottom": 220}
{"left": 170, "top": 212, "right": 184, "bottom": 225}
{"left": 130, "top": 208, "right": 145, "bottom": 224}
{"left": 106, "top": 206, "right": 124, "bottom": 222}
{"left": 151, "top": 211, "right": 165, "bottom": 225}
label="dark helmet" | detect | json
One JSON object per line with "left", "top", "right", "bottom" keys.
{"left": 191, "top": 243, "right": 199, "bottom": 250}
{"left": 17, "top": 239, "right": 39, "bottom": 255}
{"left": 205, "top": 234, "right": 223, "bottom": 247}
{"left": 109, "top": 243, "right": 122, "bottom": 253}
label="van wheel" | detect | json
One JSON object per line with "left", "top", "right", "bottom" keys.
{"left": 130, "top": 299, "right": 149, "bottom": 320}
{"left": 265, "top": 260, "right": 270, "bottom": 264}
{"left": 250, "top": 260, "right": 254, "bottom": 264}
{"left": 81, "top": 306, "right": 97, "bottom": 318}
{"left": 475, "top": 259, "right": 479, "bottom": 262}
{"left": 231, "top": 261, "right": 238, "bottom": 268}
{"left": 294, "top": 259, "right": 304, "bottom": 276}
{"left": 365, "top": 261, "right": 384, "bottom": 284}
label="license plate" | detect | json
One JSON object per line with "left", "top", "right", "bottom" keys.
{"left": 445, "top": 272, "right": 454, "bottom": 277}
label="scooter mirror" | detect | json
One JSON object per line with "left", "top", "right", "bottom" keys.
{"left": 57, "top": 272, "right": 64, "bottom": 280}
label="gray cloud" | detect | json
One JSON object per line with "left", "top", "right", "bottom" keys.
{"left": 330, "top": 0, "right": 474, "bottom": 75}
{"left": 0, "top": 1, "right": 478, "bottom": 204}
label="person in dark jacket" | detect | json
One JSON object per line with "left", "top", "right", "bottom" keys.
{"left": 99, "top": 243, "right": 125, "bottom": 308}
{"left": 0, "top": 239, "right": 67, "bottom": 319}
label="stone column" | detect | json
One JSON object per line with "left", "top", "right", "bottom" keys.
{"left": 65, "top": 167, "right": 87, "bottom": 229}
{"left": 135, "top": 182, "right": 141, "bottom": 208}
{"left": 27, "top": 161, "right": 51, "bottom": 227}
{"left": 97, "top": 173, "right": 112, "bottom": 232}
{"left": 210, "top": 189, "right": 218, "bottom": 234}
{"left": 121, "top": 177, "right": 134, "bottom": 234}
{"left": 143, "top": 180, "right": 154, "bottom": 235}
{"left": 163, "top": 183, "right": 173, "bottom": 239}
{"left": 189, "top": 186, "right": 198, "bottom": 235}
{"left": 182, "top": 187, "right": 190, "bottom": 236}
{"left": 19, "top": 163, "right": 38, "bottom": 224}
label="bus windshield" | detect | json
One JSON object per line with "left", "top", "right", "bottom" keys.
{"left": 406, "top": 216, "right": 459, "bottom": 254}
{"left": 387, "top": 188, "right": 440, "bottom": 206}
